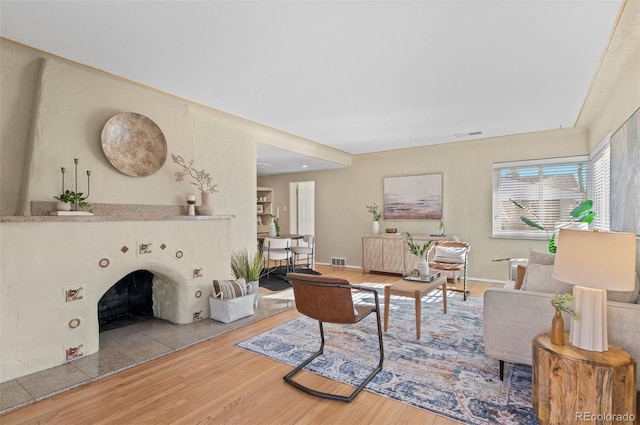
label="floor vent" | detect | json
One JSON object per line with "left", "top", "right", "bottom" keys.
{"left": 330, "top": 257, "right": 346, "bottom": 267}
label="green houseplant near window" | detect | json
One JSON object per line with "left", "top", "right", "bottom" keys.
{"left": 230, "top": 249, "right": 263, "bottom": 306}
{"left": 510, "top": 199, "right": 594, "bottom": 253}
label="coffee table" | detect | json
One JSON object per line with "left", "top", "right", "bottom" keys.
{"left": 383, "top": 275, "right": 447, "bottom": 339}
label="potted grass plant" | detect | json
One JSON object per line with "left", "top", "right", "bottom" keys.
{"left": 230, "top": 248, "right": 263, "bottom": 307}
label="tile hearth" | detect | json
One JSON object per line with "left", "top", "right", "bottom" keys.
{"left": 0, "top": 293, "right": 292, "bottom": 414}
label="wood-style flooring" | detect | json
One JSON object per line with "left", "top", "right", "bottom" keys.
{"left": 1, "top": 266, "right": 502, "bottom": 425}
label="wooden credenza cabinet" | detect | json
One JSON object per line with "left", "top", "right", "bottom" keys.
{"left": 362, "top": 233, "right": 459, "bottom": 274}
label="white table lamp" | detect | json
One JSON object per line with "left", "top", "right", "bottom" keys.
{"left": 552, "top": 229, "right": 636, "bottom": 352}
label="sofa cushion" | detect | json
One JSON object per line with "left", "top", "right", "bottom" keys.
{"left": 521, "top": 263, "right": 574, "bottom": 294}
{"left": 527, "top": 249, "right": 555, "bottom": 266}
{"left": 212, "top": 278, "right": 251, "bottom": 299}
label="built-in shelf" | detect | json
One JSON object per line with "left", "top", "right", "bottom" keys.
{"left": 257, "top": 186, "right": 274, "bottom": 234}
{"left": 0, "top": 202, "right": 234, "bottom": 223}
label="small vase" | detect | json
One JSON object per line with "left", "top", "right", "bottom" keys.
{"left": 269, "top": 221, "right": 277, "bottom": 237}
{"left": 56, "top": 202, "right": 71, "bottom": 211}
{"left": 418, "top": 258, "right": 430, "bottom": 277}
{"left": 550, "top": 310, "right": 564, "bottom": 345}
{"left": 372, "top": 221, "right": 380, "bottom": 234}
{"left": 197, "top": 191, "right": 214, "bottom": 216}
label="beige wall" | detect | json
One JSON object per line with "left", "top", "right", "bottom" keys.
{"left": 1, "top": 39, "right": 309, "bottom": 254}
{"left": 259, "top": 128, "right": 589, "bottom": 281}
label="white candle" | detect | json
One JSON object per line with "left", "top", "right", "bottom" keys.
{"left": 276, "top": 207, "right": 280, "bottom": 219}
{"left": 187, "top": 195, "right": 196, "bottom": 202}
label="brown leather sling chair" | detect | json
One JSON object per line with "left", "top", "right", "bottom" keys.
{"left": 284, "top": 273, "right": 384, "bottom": 402}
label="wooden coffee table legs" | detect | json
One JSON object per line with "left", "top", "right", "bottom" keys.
{"left": 383, "top": 276, "right": 447, "bottom": 339}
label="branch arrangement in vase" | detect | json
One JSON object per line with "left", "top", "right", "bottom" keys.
{"left": 366, "top": 203, "right": 382, "bottom": 221}
{"left": 172, "top": 154, "right": 219, "bottom": 193}
{"left": 405, "top": 232, "right": 432, "bottom": 258}
{"left": 551, "top": 293, "right": 579, "bottom": 320}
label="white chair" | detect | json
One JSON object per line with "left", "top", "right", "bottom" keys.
{"left": 291, "top": 235, "right": 315, "bottom": 272}
{"left": 262, "top": 237, "right": 293, "bottom": 280}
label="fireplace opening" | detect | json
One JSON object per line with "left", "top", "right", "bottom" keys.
{"left": 98, "top": 270, "right": 154, "bottom": 332}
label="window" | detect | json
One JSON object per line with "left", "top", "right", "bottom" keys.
{"left": 589, "top": 134, "right": 610, "bottom": 231}
{"left": 493, "top": 156, "right": 590, "bottom": 239}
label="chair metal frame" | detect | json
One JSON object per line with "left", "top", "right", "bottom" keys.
{"left": 291, "top": 234, "right": 315, "bottom": 272}
{"left": 262, "top": 237, "right": 293, "bottom": 280}
{"left": 428, "top": 241, "right": 471, "bottom": 300}
{"left": 283, "top": 273, "right": 384, "bottom": 402}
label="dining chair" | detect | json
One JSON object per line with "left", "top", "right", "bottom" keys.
{"left": 261, "top": 237, "right": 292, "bottom": 280}
{"left": 283, "top": 273, "right": 384, "bottom": 402}
{"left": 291, "top": 234, "right": 315, "bottom": 271}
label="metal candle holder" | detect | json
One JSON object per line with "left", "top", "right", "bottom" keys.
{"left": 60, "top": 158, "right": 91, "bottom": 211}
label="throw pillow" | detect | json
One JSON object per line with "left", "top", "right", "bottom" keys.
{"left": 432, "top": 246, "right": 466, "bottom": 264}
{"left": 527, "top": 249, "right": 555, "bottom": 266}
{"left": 212, "top": 278, "right": 251, "bottom": 299}
{"left": 514, "top": 265, "right": 527, "bottom": 290}
{"left": 521, "top": 263, "right": 574, "bottom": 294}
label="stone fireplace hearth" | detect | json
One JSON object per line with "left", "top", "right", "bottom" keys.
{"left": 0, "top": 214, "right": 233, "bottom": 383}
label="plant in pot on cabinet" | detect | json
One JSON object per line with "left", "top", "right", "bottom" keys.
{"left": 230, "top": 248, "right": 263, "bottom": 307}
{"left": 550, "top": 293, "right": 579, "bottom": 345}
{"left": 366, "top": 203, "right": 382, "bottom": 234}
{"left": 172, "top": 153, "right": 218, "bottom": 216}
{"left": 406, "top": 232, "right": 432, "bottom": 277}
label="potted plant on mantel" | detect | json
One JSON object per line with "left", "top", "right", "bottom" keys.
{"left": 172, "top": 153, "right": 219, "bottom": 216}
{"left": 230, "top": 248, "right": 263, "bottom": 307}
{"left": 55, "top": 190, "right": 92, "bottom": 212}
{"left": 405, "top": 232, "right": 433, "bottom": 277}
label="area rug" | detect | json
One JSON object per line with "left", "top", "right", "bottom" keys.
{"left": 259, "top": 267, "right": 321, "bottom": 292}
{"left": 237, "top": 286, "right": 536, "bottom": 424}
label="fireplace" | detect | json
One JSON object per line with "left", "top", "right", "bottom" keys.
{"left": 98, "top": 270, "right": 154, "bottom": 332}
{"left": 0, "top": 215, "right": 234, "bottom": 383}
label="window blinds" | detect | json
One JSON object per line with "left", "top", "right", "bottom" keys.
{"left": 589, "top": 134, "right": 610, "bottom": 231}
{"left": 493, "top": 156, "right": 590, "bottom": 238}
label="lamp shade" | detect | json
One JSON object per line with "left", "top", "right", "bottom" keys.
{"left": 552, "top": 229, "right": 636, "bottom": 291}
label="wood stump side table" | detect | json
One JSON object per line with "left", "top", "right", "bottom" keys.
{"left": 532, "top": 333, "right": 636, "bottom": 425}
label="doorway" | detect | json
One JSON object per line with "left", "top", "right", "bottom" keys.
{"left": 289, "top": 181, "right": 315, "bottom": 236}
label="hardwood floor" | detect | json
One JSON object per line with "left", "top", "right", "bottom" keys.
{"left": 1, "top": 266, "right": 502, "bottom": 425}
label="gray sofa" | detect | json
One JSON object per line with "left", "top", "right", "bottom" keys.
{"left": 483, "top": 250, "right": 640, "bottom": 392}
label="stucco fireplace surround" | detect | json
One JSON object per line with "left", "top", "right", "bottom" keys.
{"left": 0, "top": 207, "right": 233, "bottom": 383}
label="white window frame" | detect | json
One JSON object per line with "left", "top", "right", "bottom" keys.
{"left": 492, "top": 156, "right": 590, "bottom": 239}
{"left": 588, "top": 134, "right": 611, "bottom": 231}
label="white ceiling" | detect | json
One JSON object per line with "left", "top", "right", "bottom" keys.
{"left": 0, "top": 1, "right": 623, "bottom": 175}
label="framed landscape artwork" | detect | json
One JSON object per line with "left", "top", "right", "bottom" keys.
{"left": 383, "top": 173, "right": 443, "bottom": 219}
{"left": 610, "top": 107, "right": 640, "bottom": 236}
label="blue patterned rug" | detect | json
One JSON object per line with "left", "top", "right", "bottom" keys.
{"left": 237, "top": 284, "right": 536, "bottom": 424}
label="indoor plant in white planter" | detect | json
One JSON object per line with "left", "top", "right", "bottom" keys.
{"left": 230, "top": 248, "right": 263, "bottom": 307}
{"left": 406, "top": 232, "right": 433, "bottom": 277}
{"left": 54, "top": 190, "right": 92, "bottom": 212}
{"left": 366, "top": 203, "right": 382, "bottom": 234}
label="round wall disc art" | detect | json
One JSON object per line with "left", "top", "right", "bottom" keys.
{"left": 101, "top": 112, "right": 167, "bottom": 177}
